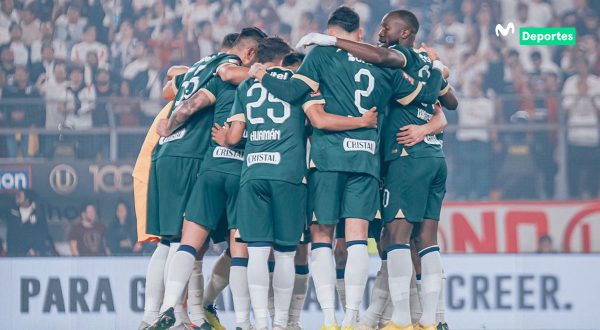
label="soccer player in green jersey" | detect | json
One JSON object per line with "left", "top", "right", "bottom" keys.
{"left": 248, "top": 7, "right": 446, "bottom": 330}
{"left": 142, "top": 28, "right": 267, "bottom": 330}
{"left": 297, "top": 10, "right": 459, "bottom": 330}
{"left": 217, "top": 36, "right": 378, "bottom": 330}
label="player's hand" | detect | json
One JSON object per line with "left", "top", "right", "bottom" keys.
{"left": 249, "top": 63, "right": 267, "bottom": 80}
{"left": 396, "top": 124, "right": 428, "bottom": 147}
{"left": 211, "top": 122, "right": 229, "bottom": 146}
{"left": 421, "top": 43, "right": 440, "bottom": 62}
{"left": 167, "top": 65, "right": 189, "bottom": 80}
{"left": 156, "top": 118, "right": 170, "bottom": 137}
{"left": 361, "top": 107, "right": 378, "bottom": 128}
{"left": 295, "top": 33, "right": 337, "bottom": 50}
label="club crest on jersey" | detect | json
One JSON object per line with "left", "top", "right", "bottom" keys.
{"left": 213, "top": 146, "right": 244, "bottom": 161}
{"left": 343, "top": 138, "right": 376, "bottom": 154}
{"left": 246, "top": 152, "right": 281, "bottom": 166}
{"left": 159, "top": 128, "right": 186, "bottom": 145}
{"left": 402, "top": 71, "right": 415, "bottom": 85}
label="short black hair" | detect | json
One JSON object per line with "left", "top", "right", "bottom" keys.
{"left": 221, "top": 32, "right": 240, "bottom": 50}
{"left": 389, "top": 9, "right": 420, "bottom": 34}
{"left": 257, "top": 37, "right": 293, "bottom": 64}
{"left": 234, "top": 27, "right": 268, "bottom": 47}
{"left": 282, "top": 52, "right": 305, "bottom": 67}
{"left": 327, "top": 6, "right": 360, "bottom": 33}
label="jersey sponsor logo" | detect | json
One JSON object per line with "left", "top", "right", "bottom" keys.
{"left": 246, "top": 152, "right": 281, "bottom": 166}
{"left": 213, "top": 146, "right": 244, "bottom": 161}
{"left": 348, "top": 52, "right": 368, "bottom": 64}
{"left": 417, "top": 108, "right": 433, "bottom": 122}
{"left": 158, "top": 128, "right": 186, "bottom": 145}
{"left": 343, "top": 138, "right": 376, "bottom": 154}
{"left": 269, "top": 70, "right": 291, "bottom": 80}
{"left": 424, "top": 134, "right": 443, "bottom": 146}
{"left": 249, "top": 129, "right": 281, "bottom": 142}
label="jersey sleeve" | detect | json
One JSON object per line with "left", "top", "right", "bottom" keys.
{"left": 300, "top": 89, "right": 326, "bottom": 112}
{"left": 228, "top": 85, "right": 246, "bottom": 122}
{"left": 439, "top": 78, "right": 451, "bottom": 96}
{"left": 293, "top": 46, "right": 328, "bottom": 92}
{"left": 215, "top": 55, "right": 242, "bottom": 75}
{"left": 199, "top": 76, "right": 224, "bottom": 105}
{"left": 391, "top": 69, "right": 423, "bottom": 106}
{"left": 389, "top": 45, "right": 410, "bottom": 68}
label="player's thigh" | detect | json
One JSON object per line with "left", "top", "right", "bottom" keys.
{"left": 224, "top": 173, "right": 241, "bottom": 230}
{"left": 185, "top": 170, "right": 228, "bottom": 231}
{"left": 271, "top": 181, "right": 306, "bottom": 247}
{"left": 382, "top": 157, "right": 430, "bottom": 225}
{"left": 308, "top": 169, "right": 345, "bottom": 226}
{"left": 423, "top": 158, "right": 447, "bottom": 223}
{"left": 155, "top": 156, "right": 202, "bottom": 237}
{"left": 341, "top": 173, "right": 380, "bottom": 222}
{"left": 237, "top": 180, "right": 273, "bottom": 243}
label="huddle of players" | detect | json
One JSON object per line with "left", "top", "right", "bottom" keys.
{"left": 138, "top": 5, "right": 458, "bottom": 330}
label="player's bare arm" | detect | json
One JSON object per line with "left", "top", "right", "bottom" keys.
{"left": 306, "top": 104, "right": 378, "bottom": 130}
{"left": 296, "top": 32, "right": 406, "bottom": 68}
{"left": 396, "top": 102, "right": 447, "bottom": 147}
{"left": 217, "top": 64, "right": 250, "bottom": 85}
{"left": 250, "top": 63, "right": 312, "bottom": 103}
{"left": 156, "top": 91, "right": 214, "bottom": 137}
{"left": 438, "top": 89, "right": 459, "bottom": 110}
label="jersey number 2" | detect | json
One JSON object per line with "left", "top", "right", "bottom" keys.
{"left": 354, "top": 68, "right": 375, "bottom": 114}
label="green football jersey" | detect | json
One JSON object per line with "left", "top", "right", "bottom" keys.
{"left": 153, "top": 53, "right": 241, "bottom": 160}
{"left": 230, "top": 67, "right": 325, "bottom": 185}
{"left": 382, "top": 45, "right": 449, "bottom": 161}
{"left": 198, "top": 76, "right": 243, "bottom": 175}
{"left": 293, "top": 46, "right": 421, "bottom": 179}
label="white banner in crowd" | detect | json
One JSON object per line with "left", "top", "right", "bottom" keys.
{"left": 0, "top": 255, "right": 597, "bottom": 330}
{"left": 439, "top": 201, "right": 600, "bottom": 253}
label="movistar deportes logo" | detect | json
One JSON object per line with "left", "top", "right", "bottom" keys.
{"left": 495, "top": 22, "right": 515, "bottom": 37}
{"left": 495, "top": 21, "right": 576, "bottom": 46}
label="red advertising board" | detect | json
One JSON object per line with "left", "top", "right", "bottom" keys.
{"left": 439, "top": 201, "right": 600, "bottom": 253}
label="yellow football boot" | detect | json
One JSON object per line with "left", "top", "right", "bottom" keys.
{"left": 381, "top": 322, "right": 415, "bottom": 330}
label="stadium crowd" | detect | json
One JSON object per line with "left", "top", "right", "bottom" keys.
{"left": 0, "top": 0, "right": 599, "bottom": 200}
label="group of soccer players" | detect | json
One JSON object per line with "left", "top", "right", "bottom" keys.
{"left": 135, "top": 5, "right": 458, "bottom": 330}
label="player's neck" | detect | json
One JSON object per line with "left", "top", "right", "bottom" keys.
{"left": 262, "top": 61, "right": 283, "bottom": 69}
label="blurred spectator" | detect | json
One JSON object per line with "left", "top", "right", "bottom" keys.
{"left": 68, "top": 203, "right": 109, "bottom": 256}
{"left": 39, "top": 61, "right": 75, "bottom": 130}
{"left": 528, "top": 0, "right": 554, "bottom": 27}
{"left": 0, "top": 0, "right": 19, "bottom": 45}
{"left": 4, "top": 190, "right": 55, "bottom": 256}
{"left": 530, "top": 72, "right": 559, "bottom": 199}
{"left": 7, "top": 23, "right": 29, "bottom": 66}
{"left": 110, "top": 20, "right": 136, "bottom": 74}
{"left": 3, "top": 65, "right": 42, "bottom": 158}
{"left": 107, "top": 201, "right": 141, "bottom": 255}
{"left": 68, "top": 65, "right": 95, "bottom": 130}
{"left": 498, "top": 111, "right": 537, "bottom": 199}
{"left": 0, "top": 45, "right": 15, "bottom": 83}
{"left": 456, "top": 75, "right": 495, "bottom": 199}
{"left": 19, "top": 4, "right": 42, "bottom": 46}
{"left": 536, "top": 234, "right": 557, "bottom": 253}
{"left": 55, "top": 4, "right": 87, "bottom": 50}
{"left": 123, "top": 42, "right": 148, "bottom": 80}
{"left": 70, "top": 25, "right": 108, "bottom": 66}
{"left": 195, "top": 21, "right": 218, "bottom": 58}
{"left": 30, "top": 41, "right": 56, "bottom": 83}
{"left": 562, "top": 59, "right": 600, "bottom": 199}
{"left": 30, "top": 22, "right": 68, "bottom": 63}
